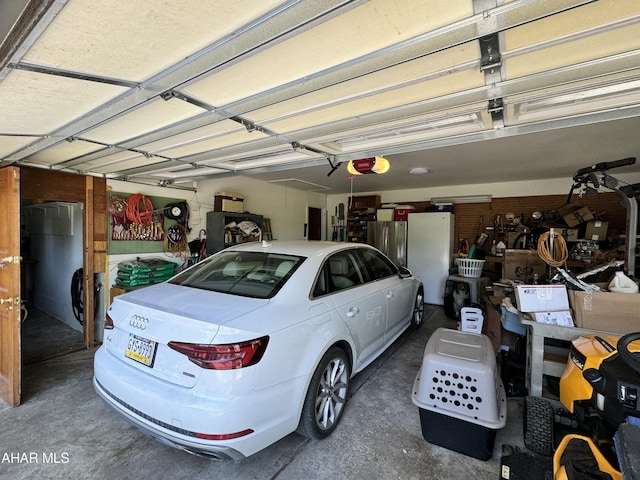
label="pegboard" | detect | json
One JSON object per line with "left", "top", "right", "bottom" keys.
{"left": 107, "top": 192, "right": 183, "bottom": 255}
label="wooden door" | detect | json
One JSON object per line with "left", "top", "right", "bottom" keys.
{"left": 0, "top": 167, "right": 21, "bottom": 406}
{"left": 308, "top": 207, "right": 322, "bottom": 241}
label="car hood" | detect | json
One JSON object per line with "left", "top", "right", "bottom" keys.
{"left": 114, "top": 282, "right": 269, "bottom": 324}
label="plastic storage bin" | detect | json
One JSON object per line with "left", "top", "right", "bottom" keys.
{"left": 412, "top": 327, "right": 507, "bottom": 460}
{"left": 500, "top": 297, "right": 527, "bottom": 336}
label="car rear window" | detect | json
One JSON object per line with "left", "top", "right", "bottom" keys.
{"left": 169, "top": 251, "right": 304, "bottom": 299}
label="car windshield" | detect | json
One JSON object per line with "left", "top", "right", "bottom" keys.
{"left": 169, "top": 251, "right": 305, "bottom": 299}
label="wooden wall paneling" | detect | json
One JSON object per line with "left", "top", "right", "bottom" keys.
{"left": 442, "top": 192, "right": 628, "bottom": 256}
{"left": 0, "top": 167, "right": 21, "bottom": 406}
{"left": 20, "top": 167, "right": 86, "bottom": 201}
{"left": 84, "top": 176, "right": 95, "bottom": 347}
{"left": 397, "top": 194, "right": 627, "bottom": 255}
{"left": 93, "top": 177, "right": 107, "bottom": 272}
{"left": 454, "top": 204, "right": 493, "bottom": 249}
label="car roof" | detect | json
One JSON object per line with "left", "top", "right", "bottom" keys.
{"left": 224, "top": 240, "right": 374, "bottom": 257}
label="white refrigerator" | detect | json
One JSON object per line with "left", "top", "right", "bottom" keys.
{"left": 407, "top": 212, "right": 455, "bottom": 305}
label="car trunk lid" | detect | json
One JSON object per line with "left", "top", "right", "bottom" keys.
{"left": 103, "top": 283, "right": 267, "bottom": 387}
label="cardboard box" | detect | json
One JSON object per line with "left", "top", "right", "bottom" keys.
{"left": 503, "top": 249, "right": 547, "bottom": 283}
{"left": 557, "top": 202, "right": 594, "bottom": 227}
{"left": 214, "top": 192, "right": 244, "bottom": 213}
{"left": 559, "top": 228, "right": 579, "bottom": 242}
{"left": 484, "top": 296, "right": 503, "bottom": 352}
{"left": 515, "top": 284, "right": 570, "bottom": 312}
{"left": 484, "top": 296, "right": 520, "bottom": 352}
{"left": 567, "top": 287, "right": 640, "bottom": 334}
{"left": 110, "top": 287, "right": 126, "bottom": 304}
{"left": 584, "top": 220, "right": 608, "bottom": 241}
{"left": 376, "top": 208, "right": 394, "bottom": 221}
{"left": 349, "top": 195, "right": 381, "bottom": 209}
{"left": 530, "top": 310, "right": 574, "bottom": 327}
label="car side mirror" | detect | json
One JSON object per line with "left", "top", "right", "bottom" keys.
{"left": 398, "top": 266, "right": 412, "bottom": 278}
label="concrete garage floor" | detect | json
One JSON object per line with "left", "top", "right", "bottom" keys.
{"left": 20, "top": 309, "right": 85, "bottom": 367}
{"left": 1, "top": 306, "right": 528, "bottom": 480}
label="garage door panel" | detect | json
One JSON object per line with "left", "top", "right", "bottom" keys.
{"left": 22, "top": 0, "right": 287, "bottom": 82}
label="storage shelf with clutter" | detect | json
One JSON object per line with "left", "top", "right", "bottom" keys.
{"left": 206, "top": 211, "right": 264, "bottom": 254}
{"left": 346, "top": 195, "right": 381, "bottom": 243}
{"left": 448, "top": 191, "right": 632, "bottom": 281}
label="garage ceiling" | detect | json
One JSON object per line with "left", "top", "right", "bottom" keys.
{"left": 0, "top": 0, "right": 639, "bottom": 194}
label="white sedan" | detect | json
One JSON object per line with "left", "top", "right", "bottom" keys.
{"left": 94, "top": 241, "right": 424, "bottom": 460}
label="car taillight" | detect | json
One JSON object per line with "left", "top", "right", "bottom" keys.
{"left": 195, "top": 429, "right": 253, "bottom": 440}
{"left": 104, "top": 313, "right": 114, "bottom": 330}
{"left": 168, "top": 336, "right": 269, "bottom": 370}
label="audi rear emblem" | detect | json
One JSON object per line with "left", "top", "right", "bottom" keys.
{"left": 129, "top": 315, "right": 149, "bottom": 330}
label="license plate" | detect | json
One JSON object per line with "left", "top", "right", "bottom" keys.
{"left": 125, "top": 334, "right": 157, "bottom": 367}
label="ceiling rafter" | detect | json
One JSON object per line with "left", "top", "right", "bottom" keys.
{"left": 2, "top": 0, "right": 597, "bottom": 168}
{"left": 126, "top": 103, "right": 640, "bottom": 187}
{"left": 9, "top": 60, "right": 139, "bottom": 88}
{"left": 1, "top": 0, "right": 638, "bottom": 194}
{"left": 2, "top": 0, "right": 366, "bottom": 163}
{"left": 60, "top": 46, "right": 640, "bottom": 183}
{"left": 0, "top": 0, "right": 68, "bottom": 78}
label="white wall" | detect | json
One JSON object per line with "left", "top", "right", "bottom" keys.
{"left": 109, "top": 177, "right": 327, "bottom": 243}
{"left": 106, "top": 169, "right": 640, "bottom": 291}
{"left": 193, "top": 177, "right": 327, "bottom": 242}
{"left": 105, "top": 177, "right": 328, "bottom": 293}
{"left": 109, "top": 170, "right": 640, "bottom": 260}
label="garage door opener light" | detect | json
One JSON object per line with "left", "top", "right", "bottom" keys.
{"left": 347, "top": 156, "right": 390, "bottom": 175}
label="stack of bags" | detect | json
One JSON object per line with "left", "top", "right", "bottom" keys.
{"left": 116, "top": 258, "right": 177, "bottom": 288}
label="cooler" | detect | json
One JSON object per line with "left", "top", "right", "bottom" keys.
{"left": 394, "top": 205, "right": 415, "bottom": 221}
{"left": 412, "top": 327, "right": 507, "bottom": 460}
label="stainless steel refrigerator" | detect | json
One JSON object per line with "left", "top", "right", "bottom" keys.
{"left": 407, "top": 212, "right": 455, "bottom": 305}
{"left": 366, "top": 221, "right": 407, "bottom": 267}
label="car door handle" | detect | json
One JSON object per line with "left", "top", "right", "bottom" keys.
{"left": 386, "top": 291, "right": 394, "bottom": 299}
{"left": 345, "top": 307, "right": 360, "bottom": 318}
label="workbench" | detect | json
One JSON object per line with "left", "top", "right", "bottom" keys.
{"left": 519, "top": 315, "right": 614, "bottom": 398}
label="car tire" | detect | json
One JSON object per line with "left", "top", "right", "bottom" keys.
{"left": 411, "top": 288, "right": 425, "bottom": 329}
{"left": 296, "top": 347, "right": 351, "bottom": 440}
{"left": 523, "top": 395, "right": 554, "bottom": 456}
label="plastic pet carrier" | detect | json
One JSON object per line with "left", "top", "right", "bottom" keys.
{"left": 412, "top": 327, "right": 507, "bottom": 460}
